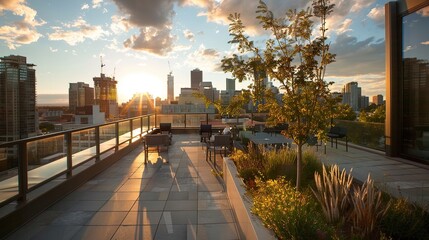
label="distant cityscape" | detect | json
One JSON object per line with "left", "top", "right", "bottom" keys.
{"left": 0, "top": 54, "right": 384, "bottom": 143}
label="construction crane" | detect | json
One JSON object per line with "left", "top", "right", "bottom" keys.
{"left": 100, "top": 56, "right": 105, "bottom": 75}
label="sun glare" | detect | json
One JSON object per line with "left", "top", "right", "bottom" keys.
{"left": 118, "top": 72, "right": 164, "bottom": 103}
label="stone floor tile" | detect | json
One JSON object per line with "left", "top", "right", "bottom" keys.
{"left": 122, "top": 211, "right": 163, "bottom": 225}
{"left": 198, "top": 210, "right": 235, "bottom": 224}
{"left": 154, "top": 224, "right": 196, "bottom": 240}
{"left": 197, "top": 223, "right": 238, "bottom": 240}
{"left": 130, "top": 200, "right": 166, "bottom": 211}
{"left": 164, "top": 200, "right": 198, "bottom": 211}
{"left": 71, "top": 226, "right": 119, "bottom": 240}
{"left": 99, "top": 200, "right": 135, "bottom": 212}
{"left": 86, "top": 211, "right": 128, "bottom": 225}
{"left": 159, "top": 211, "right": 197, "bottom": 225}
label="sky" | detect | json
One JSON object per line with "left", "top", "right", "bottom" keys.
{"left": 0, "top": 0, "right": 390, "bottom": 104}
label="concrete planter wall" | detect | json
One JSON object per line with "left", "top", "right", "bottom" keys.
{"left": 223, "top": 157, "right": 276, "bottom": 240}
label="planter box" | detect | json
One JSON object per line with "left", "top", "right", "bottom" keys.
{"left": 223, "top": 157, "right": 276, "bottom": 240}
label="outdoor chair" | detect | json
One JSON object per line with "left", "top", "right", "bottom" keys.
{"left": 327, "top": 126, "right": 348, "bottom": 151}
{"left": 200, "top": 124, "right": 212, "bottom": 143}
{"left": 206, "top": 134, "right": 231, "bottom": 169}
{"left": 159, "top": 123, "right": 172, "bottom": 144}
{"left": 144, "top": 134, "right": 169, "bottom": 164}
{"left": 252, "top": 124, "right": 265, "bottom": 134}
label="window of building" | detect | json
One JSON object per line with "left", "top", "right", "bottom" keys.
{"left": 401, "top": 4, "right": 429, "bottom": 162}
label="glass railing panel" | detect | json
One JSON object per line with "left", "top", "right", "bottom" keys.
{"left": 148, "top": 115, "right": 156, "bottom": 130}
{"left": 0, "top": 143, "right": 20, "bottom": 204}
{"left": 157, "top": 114, "right": 185, "bottom": 128}
{"left": 118, "top": 120, "right": 131, "bottom": 144}
{"left": 186, "top": 114, "right": 207, "bottom": 128}
{"left": 334, "top": 120, "right": 385, "bottom": 151}
{"left": 99, "top": 124, "right": 116, "bottom": 153}
{"left": 26, "top": 135, "right": 67, "bottom": 190}
{"left": 72, "top": 128, "right": 96, "bottom": 166}
{"left": 132, "top": 118, "right": 142, "bottom": 140}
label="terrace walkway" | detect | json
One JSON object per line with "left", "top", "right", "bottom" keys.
{"left": 6, "top": 134, "right": 238, "bottom": 240}
{"left": 318, "top": 144, "right": 429, "bottom": 208}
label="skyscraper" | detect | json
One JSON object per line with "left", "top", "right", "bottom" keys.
{"left": 372, "top": 94, "right": 384, "bottom": 105}
{"left": 226, "top": 78, "right": 235, "bottom": 94}
{"left": 167, "top": 72, "right": 174, "bottom": 103}
{"left": 0, "top": 55, "right": 38, "bottom": 142}
{"left": 191, "top": 68, "right": 202, "bottom": 89}
{"left": 342, "top": 82, "right": 361, "bottom": 111}
{"left": 93, "top": 73, "right": 118, "bottom": 119}
{"left": 69, "top": 82, "right": 94, "bottom": 113}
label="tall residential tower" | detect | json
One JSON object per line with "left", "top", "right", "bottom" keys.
{"left": 0, "top": 55, "right": 38, "bottom": 142}
{"left": 167, "top": 72, "right": 174, "bottom": 103}
{"left": 69, "top": 82, "right": 94, "bottom": 113}
{"left": 93, "top": 73, "right": 118, "bottom": 119}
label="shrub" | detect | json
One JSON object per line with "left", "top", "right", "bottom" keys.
{"left": 312, "top": 164, "right": 353, "bottom": 225}
{"left": 349, "top": 175, "right": 386, "bottom": 238}
{"left": 380, "top": 198, "right": 429, "bottom": 239}
{"left": 263, "top": 147, "right": 296, "bottom": 181}
{"left": 252, "top": 177, "right": 331, "bottom": 240}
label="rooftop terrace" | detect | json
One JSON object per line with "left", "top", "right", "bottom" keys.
{"left": 1, "top": 114, "right": 429, "bottom": 239}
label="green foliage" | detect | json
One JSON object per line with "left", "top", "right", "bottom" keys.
{"left": 39, "top": 122, "right": 55, "bottom": 133}
{"left": 380, "top": 198, "right": 429, "bottom": 239}
{"left": 334, "top": 120, "right": 385, "bottom": 151}
{"left": 359, "top": 104, "right": 385, "bottom": 123}
{"left": 252, "top": 177, "right": 332, "bottom": 240}
{"left": 263, "top": 147, "right": 297, "bottom": 181}
{"left": 222, "top": 0, "right": 336, "bottom": 190}
{"left": 333, "top": 103, "right": 356, "bottom": 121}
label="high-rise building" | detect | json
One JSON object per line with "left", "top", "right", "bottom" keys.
{"left": 0, "top": 55, "right": 38, "bottom": 142}
{"left": 93, "top": 73, "right": 118, "bottom": 119}
{"left": 69, "top": 82, "right": 94, "bottom": 113}
{"left": 360, "top": 96, "right": 369, "bottom": 109}
{"left": 342, "top": 82, "right": 361, "bottom": 111}
{"left": 191, "top": 68, "right": 202, "bottom": 89}
{"left": 372, "top": 94, "right": 384, "bottom": 105}
{"left": 167, "top": 72, "right": 174, "bottom": 103}
{"left": 226, "top": 78, "right": 235, "bottom": 94}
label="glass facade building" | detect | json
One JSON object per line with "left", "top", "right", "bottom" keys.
{"left": 386, "top": 0, "right": 429, "bottom": 163}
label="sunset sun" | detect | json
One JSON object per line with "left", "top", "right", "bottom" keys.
{"left": 118, "top": 72, "right": 165, "bottom": 103}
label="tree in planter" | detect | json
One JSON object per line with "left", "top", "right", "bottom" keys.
{"left": 222, "top": 0, "right": 336, "bottom": 190}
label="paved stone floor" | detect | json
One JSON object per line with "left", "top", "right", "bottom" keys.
{"left": 316, "top": 143, "right": 429, "bottom": 208}
{"left": 6, "top": 134, "right": 239, "bottom": 240}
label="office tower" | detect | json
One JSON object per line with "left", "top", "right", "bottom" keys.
{"left": 191, "top": 68, "right": 202, "bottom": 89}
{"left": 342, "top": 82, "right": 361, "bottom": 111}
{"left": 360, "top": 96, "right": 369, "bottom": 109}
{"left": 93, "top": 73, "right": 118, "bottom": 119}
{"left": 0, "top": 55, "right": 37, "bottom": 142}
{"left": 372, "top": 94, "right": 384, "bottom": 105}
{"left": 226, "top": 78, "right": 235, "bottom": 94}
{"left": 167, "top": 72, "right": 174, "bottom": 103}
{"left": 69, "top": 82, "right": 94, "bottom": 113}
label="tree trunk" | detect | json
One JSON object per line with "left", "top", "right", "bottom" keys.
{"left": 296, "top": 144, "right": 303, "bottom": 191}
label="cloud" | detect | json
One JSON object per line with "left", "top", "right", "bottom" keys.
{"left": 48, "top": 17, "right": 108, "bottom": 45}
{"left": 110, "top": 15, "right": 130, "bottom": 34}
{"left": 92, "top": 0, "right": 103, "bottom": 9}
{"left": 183, "top": 29, "right": 195, "bottom": 41}
{"left": 367, "top": 5, "right": 384, "bottom": 27}
{"left": 326, "top": 33, "right": 385, "bottom": 77}
{"left": 186, "top": 44, "right": 222, "bottom": 71}
{"left": 329, "top": 73, "right": 386, "bottom": 97}
{"left": 403, "top": 45, "right": 416, "bottom": 52}
{"left": 49, "top": 47, "right": 58, "bottom": 52}
{"left": 202, "top": 0, "right": 307, "bottom": 35}
{"left": 337, "top": 18, "right": 353, "bottom": 34}
{"left": 123, "top": 27, "right": 175, "bottom": 55}
{"left": 0, "top": 0, "right": 24, "bottom": 10}
{"left": 81, "top": 4, "right": 89, "bottom": 10}
{"left": 0, "top": 2, "right": 45, "bottom": 49}
{"left": 421, "top": 41, "right": 429, "bottom": 45}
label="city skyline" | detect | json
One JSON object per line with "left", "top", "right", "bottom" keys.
{"left": 1, "top": 0, "right": 389, "bottom": 103}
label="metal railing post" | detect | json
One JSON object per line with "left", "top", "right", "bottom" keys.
{"left": 184, "top": 114, "right": 187, "bottom": 128}
{"left": 66, "top": 132, "right": 72, "bottom": 177}
{"left": 129, "top": 119, "right": 133, "bottom": 144}
{"left": 17, "top": 142, "right": 28, "bottom": 202}
{"left": 206, "top": 113, "right": 209, "bottom": 125}
{"left": 95, "top": 126, "right": 100, "bottom": 162}
{"left": 154, "top": 113, "right": 157, "bottom": 129}
{"left": 140, "top": 116, "right": 143, "bottom": 137}
{"left": 115, "top": 122, "right": 119, "bottom": 151}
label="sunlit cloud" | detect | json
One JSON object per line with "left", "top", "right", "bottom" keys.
{"left": 337, "top": 18, "right": 353, "bottom": 34}
{"left": 92, "top": 0, "right": 103, "bottom": 9}
{"left": 328, "top": 73, "right": 386, "bottom": 97}
{"left": 403, "top": 45, "right": 416, "bottom": 52}
{"left": 186, "top": 44, "right": 222, "bottom": 71}
{"left": 421, "top": 41, "right": 429, "bottom": 45}
{"left": 183, "top": 29, "right": 195, "bottom": 41}
{"left": 417, "top": 7, "right": 429, "bottom": 17}
{"left": 48, "top": 17, "right": 109, "bottom": 45}
{"left": 367, "top": 5, "right": 384, "bottom": 27}
{"left": 0, "top": 1, "right": 45, "bottom": 49}
{"left": 123, "top": 26, "right": 175, "bottom": 56}
{"left": 49, "top": 46, "right": 58, "bottom": 52}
